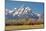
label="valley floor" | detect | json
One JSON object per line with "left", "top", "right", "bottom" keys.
{"left": 5, "top": 24, "right": 44, "bottom": 30}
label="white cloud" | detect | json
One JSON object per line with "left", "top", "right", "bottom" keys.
{"left": 14, "top": 8, "right": 17, "bottom": 9}
{"left": 9, "top": 10, "right": 14, "bottom": 14}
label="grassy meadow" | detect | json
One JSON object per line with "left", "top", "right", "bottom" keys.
{"left": 5, "top": 18, "right": 44, "bottom": 30}
{"left": 5, "top": 24, "right": 44, "bottom": 30}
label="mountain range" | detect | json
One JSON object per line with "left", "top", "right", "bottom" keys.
{"left": 5, "top": 7, "right": 41, "bottom": 19}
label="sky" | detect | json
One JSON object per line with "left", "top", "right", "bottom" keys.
{"left": 5, "top": 0, "right": 44, "bottom": 13}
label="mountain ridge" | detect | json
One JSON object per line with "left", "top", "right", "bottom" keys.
{"left": 5, "top": 7, "right": 40, "bottom": 19}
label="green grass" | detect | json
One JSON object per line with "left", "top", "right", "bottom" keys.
{"left": 5, "top": 24, "right": 44, "bottom": 30}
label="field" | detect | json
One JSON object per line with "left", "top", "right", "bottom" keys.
{"left": 5, "top": 18, "right": 44, "bottom": 25}
{"left": 5, "top": 18, "right": 44, "bottom": 30}
{"left": 5, "top": 24, "right": 44, "bottom": 30}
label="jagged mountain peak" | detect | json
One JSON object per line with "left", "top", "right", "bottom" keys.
{"left": 12, "top": 7, "right": 32, "bottom": 16}
{"left": 5, "top": 6, "right": 41, "bottom": 19}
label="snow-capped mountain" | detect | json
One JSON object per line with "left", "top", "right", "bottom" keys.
{"left": 5, "top": 7, "right": 41, "bottom": 19}
{"left": 13, "top": 7, "right": 32, "bottom": 16}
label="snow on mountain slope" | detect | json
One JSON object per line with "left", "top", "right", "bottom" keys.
{"left": 5, "top": 6, "right": 41, "bottom": 19}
